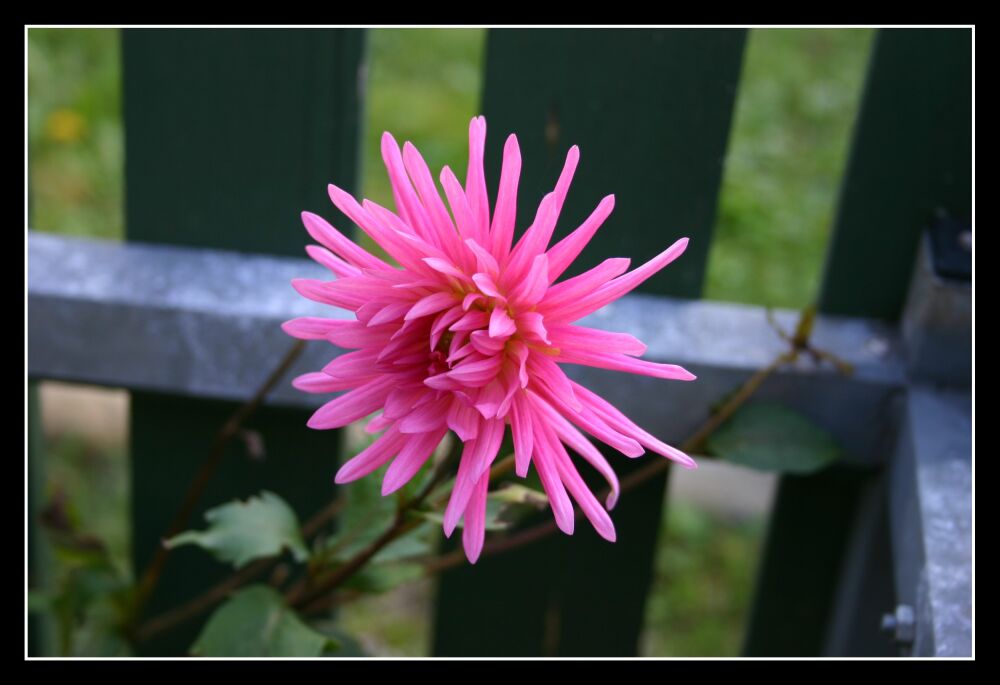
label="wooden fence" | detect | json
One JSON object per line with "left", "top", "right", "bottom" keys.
{"left": 28, "top": 27, "right": 972, "bottom": 657}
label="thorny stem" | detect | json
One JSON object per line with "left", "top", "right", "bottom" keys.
{"left": 126, "top": 340, "right": 305, "bottom": 633}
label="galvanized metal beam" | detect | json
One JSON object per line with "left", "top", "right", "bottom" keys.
{"left": 29, "top": 231, "right": 906, "bottom": 466}
{"left": 889, "top": 386, "right": 972, "bottom": 657}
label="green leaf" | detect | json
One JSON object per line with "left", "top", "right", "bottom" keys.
{"left": 166, "top": 491, "right": 308, "bottom": 568}
{"left": 707, "top": 402, "right": 842, "bottom": 474}
{"left": 191, "top": 585, "right": 332, "bottom": 657}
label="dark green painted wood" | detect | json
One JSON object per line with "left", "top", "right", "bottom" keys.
{"left": 123, "top": 28, "right": 365, "bottom": 256}
{"left": 819, "top": 28, "right": 971, "bottom": 320}
{"left": 742, "top": 466, "right": 873, "bottom": 656}
{"left": 433, "top": 28, "right": 746, "bottom": 656}
{"left": 123, "top": 29, "right": 365, "bottom": 655}
{"left": 479, "top": 29, "right": 746, "bottom": 297}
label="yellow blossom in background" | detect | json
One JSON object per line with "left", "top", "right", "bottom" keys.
{"left": 45, "top": 108, "right": 86, "bottom": 144}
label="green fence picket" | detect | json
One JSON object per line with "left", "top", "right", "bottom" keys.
{"left": 432, "top": 28, "right": 747, "bottom": 657}
{"left": 819, "top": 28, "right": 972, "bottom": 320}
{"left": 122, "top": 28, "right": 365, "bottom": 655}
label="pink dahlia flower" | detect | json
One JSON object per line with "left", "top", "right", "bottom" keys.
{"left": 283, "top": 116, "right": 696, "bottom": 564}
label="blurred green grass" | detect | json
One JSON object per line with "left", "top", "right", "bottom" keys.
{"left": 28, "top": 27, "right": 874, "bottom": 656}
{"left": 708, "top": 29, "right": 874, "bottom": 307}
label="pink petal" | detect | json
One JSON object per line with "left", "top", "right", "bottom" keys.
{"left": 557, "top": 349, "right": 697, "bottom": 381}
{"left": 368, "top": 302, "right": 412, "bottom": 326}
{"left": 449, "top": 310, "right": 489, "bottom": 332}
{"left": 541, "top": 257, "right": 630, "bottom": 311}
{"left": 490, "top": 133, "right": 521, "bottom": 258}
{"left": 464, "top": 116, "right": 490, "bottom": 244}
{"left": 365, "top": 413, "right": 393, "bottom": 434}
{"left": 291, "top": 372, "right": 360, "bottom": 394}
{"left": 334, "top": 426, "right": 405, "bottom": 483}
{"left": 531, "top": 422, "right": 575, "bottom": 535}
{"left": 526, "top": 355, "right": 582, "bottom": 411}
{"left": 382, "top": 428, "right": 447, "bottom": 495}
{"left": 291, "top": 278, "right": 365, "bottom": 310}
{"left": 379, "top": 132, "right": 434, "bottom": 241}
{"left": 515, "top": 312, "right": 550, "bottom": 346}
{"left": 552, "top": 145, "right": 580, "bottom": 217}
{"left": 528, "top": 392, "right": 621, "bottom": 509}
{"left": 488, "top": 307, "right": 517, "bottom": 338}
{"left": 423, "top": 257, "right": 468, "bottom": 281}
{"left": 397, "top": 396, "right": 450, "bottom": 434}
{"left": 447, "top": 397, "right": 481, "bottom": 441}
{"left": 473, "top": 379, "right": 505, "bottom": 419}
{"left": 547, "top": 323, "right": 647, "bottom": 357}
{"left": 510, "top": 391, "right": 534, "bottom": 477}
{"left": 545, "top": 194, "right": 615, "bottom": 282}
{"left": 322, "top": 349, "right": 381, "bottom": 381}
{"left": 440, "top": 166, "right": 477, "bottom": 242}
{"left": 470, "top": 329, "right": 506, "bottom": 356}
{"left": 405, "top": 292, "right": 458, "bottom": 321}
{"left": 507, "top": 253, "right": 549, "bottom": 307}
{"left": 281, "top": 317, "right": 353, "bottom": 341}
{"left": 464, "top": 238, "right": 500, "bottom": 276}
{"left": 448, "top": 355, "right": 503, "bottom": 387}
{"left": 534, "top": 384, "right": 644, "bottom": 458}
{"left": 442, "top": 418, "right": 503, "bottom": 536}
{"left": 307, "top": 376, "right": 395, "bottom": 429}
{"left": 571, "top": 381, "right": 698, "bottom": 470}
{"left": 472, "top": 272, "right": 503, "bottom": 298}
{"left": 385, "top": 385, "right": 434, "bottom": 418}
{"left": 305, "top": 244, "right": 362, "bottom": 279}
{"left": 547, "top": 433, "right": 616, "bottom": 542}
{"left": 300, "top": 211, "right": 389, "bottom": 272}
{"left": 402, "top": 141, "right": 459, "bottom": 251}
{"left": 549, "top": 237, "right": 689, "bottom": 323}
{"left": 461, "top": 472, "right": 490, "bottom": 564}
{"left": 502, "top": 193, "right": 556, "bottom": 285}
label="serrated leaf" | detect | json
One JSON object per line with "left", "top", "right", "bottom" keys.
{"left": 707, "top": 402, "right": 842, "bottom": 474}
{"left": 191, "top": 585, "right": 332, "bottom": 657}
{"left": 166, "top": 491, "right": 308, "bottom": 568}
